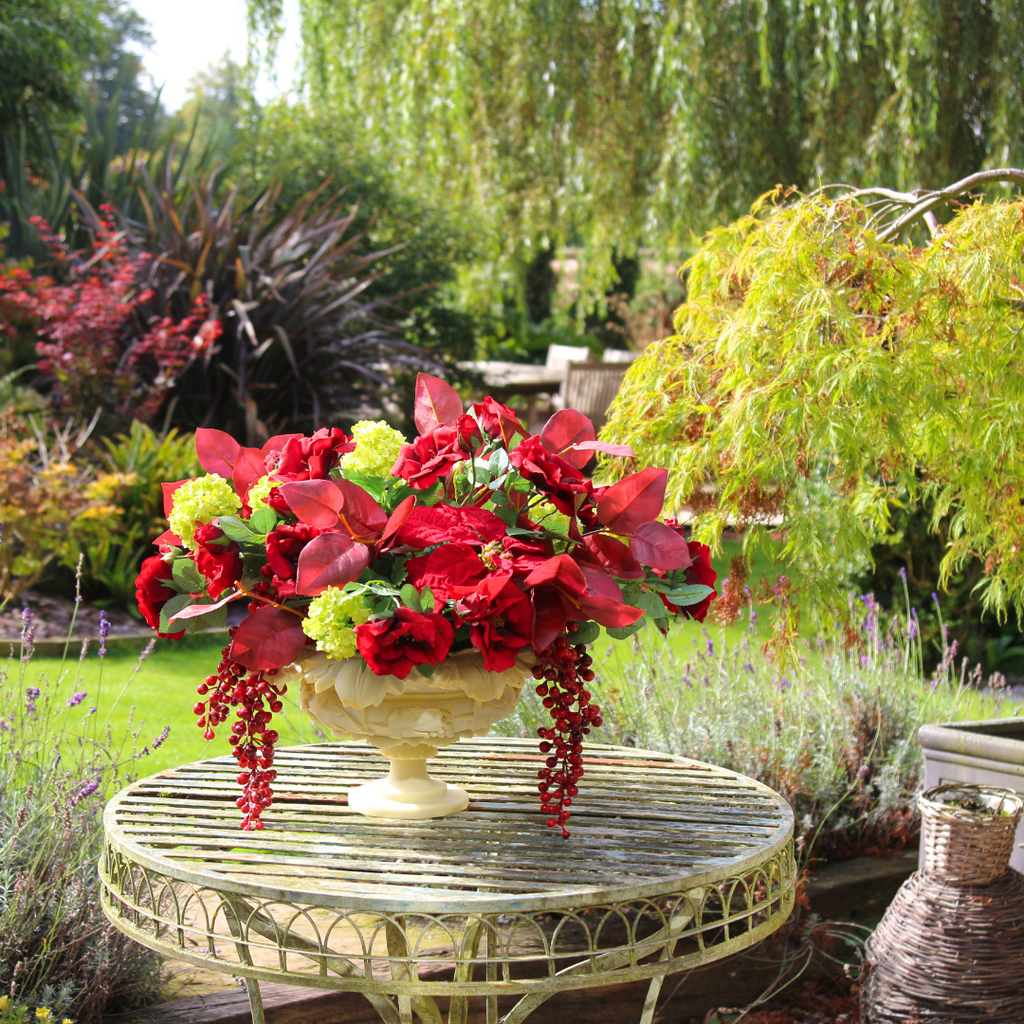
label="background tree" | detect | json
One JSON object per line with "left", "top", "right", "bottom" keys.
{"left": 246, "top": 0, "right": 1024, "bottom": 307}
{"left": 602, "top": 172, "right": 1024, "bottom": 663}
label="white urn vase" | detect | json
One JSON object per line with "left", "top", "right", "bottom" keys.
{"left": 278, "top": 648, "right": 532, "bottom": 819}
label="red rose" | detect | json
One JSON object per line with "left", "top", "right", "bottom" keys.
{"left": 193, "top": 524, "right": 244, "bottom": 598}
{"left": 134, "top": 555, "right": 185, "bottom": 639}
{"left": 660, "top": 540, "right": 718, "bottom": 622}
{"left": 356, "top": 608, "right": 455, "bottom": 679}
{"left": 509, "top": 436, "right": 594, "bottom": 518}
{"left": 271, "top": 428, "right": 355, "bottom": 481}
{"left": 455, "top": 574, "right": 532, "bottom": 672}
{"left": 473, "top": 397, "right": 526, "bottom": 446}
{"left": 404, "top": 543, "right": 487, "bottom": 598}
{"left": 265, "top": 522, "right": 322, "bottom": 581}
{"left": 392, "top": 415, "right": 481, "bottom": 490}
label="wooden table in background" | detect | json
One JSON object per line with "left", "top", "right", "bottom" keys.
{"left": 100, "top": 739, "right": 795, "bottom": 1024}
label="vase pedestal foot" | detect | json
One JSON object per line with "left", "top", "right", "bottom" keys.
{"left": 348, "top": 756, "right": 469, "bottom": 819}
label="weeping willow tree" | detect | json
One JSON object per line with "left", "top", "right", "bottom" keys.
{"left": 247, "top": 0, "right": 1024, "bottom": 302}
{"left": 602, "top": 170, "right": 1024, "bottom": 642}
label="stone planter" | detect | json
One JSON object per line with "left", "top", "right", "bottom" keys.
{"left": 918, "top": 718, "right": 1024, "bottom": 873}
{"left": 278, "top": 648, "right": 532, "bottom": 819}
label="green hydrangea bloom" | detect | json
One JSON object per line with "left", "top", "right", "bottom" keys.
{"left": 339, "top": 420, "right": 407, "bottom": 478}
{"left": 247, "top": 474, "right": 276, "bottom": 514}
{"left": 168, "top": 474, "right": 242, "bottom": 547}
{"left": 304, "top": 588, "right": 372, "bottom": 660}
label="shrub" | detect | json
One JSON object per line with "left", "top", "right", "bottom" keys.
{"left": 74, "top": 421, "right": 200, "bottom": 609}
{"left": 1, "top": 211, "right": 219, "bottom": 434}
{"left": 0, "top": 413, "right": 122, "bottom": 604}
{"left": 0, "top": 596, "right": 168, "bottom": 1023}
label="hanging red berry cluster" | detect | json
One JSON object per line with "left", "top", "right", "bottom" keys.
{"left": 532, "top": 625, "right": 602, "bottom": 838}
{"left": 193, "top": 627, "right": 286, "bottom": 830}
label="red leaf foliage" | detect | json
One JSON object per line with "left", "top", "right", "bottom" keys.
{"left": 195, "top": 428, "right": 241, "bottom": 478}
{"left": 295, "top": 532, "right": 372, "bottom": 595}
{"left": 596, "top": 467, "right": 667, "bottom": 535}
{"left": 232, "top": 447, "right": 268, "bottom": 499}
{"left": 413, "top": 373, "right": 464, "bottom": 435}
{"left": 278, "top": 479, "right": 344, "bottom": 529}
{"left": 228, "top": 604, "right": 309, "bottom": 671}
{"left": 628, "top": 520, "right": 693, "bottom": 570}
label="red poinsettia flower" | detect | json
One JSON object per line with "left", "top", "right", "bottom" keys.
{"left": 134, "top": 556, "right": 185, "bottom": 639}
{"left": 484, "top": 531, "right": 554, "bottom": 577}
{"left": 392, "top": 415, "right": 482, "bottom": 490}
{"left": 265, "top": 522, "right": 322, "bottom": 581}
{"left": 396, "top": 503, "right": 506, "bottom": 549}
{"left": 355, "top": 608, "right": 455, "bottom": 679}
{"left": 660, "top": 539, "right": 718, "bottom": 622}
{"left": 455, "top": 574, "right": 533, "bottom": 672}
{"left": 193, "top": 523, "right": 244, "bottom": 598}
{"left": 404, "top": 543, "right": 488, "bottom": 598}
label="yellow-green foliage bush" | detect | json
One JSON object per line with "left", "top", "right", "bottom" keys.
{"left": 603, "top": 189, "right": 1024, "bottom": 634}
{"left": 0, "top": 414, "right": 122, "bottom": 603}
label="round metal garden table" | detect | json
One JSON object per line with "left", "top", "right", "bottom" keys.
{"left": 100, "top": 738, "right": 795, "bottom": 1024}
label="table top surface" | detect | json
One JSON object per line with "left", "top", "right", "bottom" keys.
{"left": 104, "top": 738, "right": 793, "bottom": 915}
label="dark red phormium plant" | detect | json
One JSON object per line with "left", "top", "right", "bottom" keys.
{"left": 138, "top": 374, "right": 717, "bottom": 833}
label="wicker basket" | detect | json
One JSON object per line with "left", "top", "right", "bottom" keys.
{"left": 920, "top": 783, "right": 1023, "bottom": 885}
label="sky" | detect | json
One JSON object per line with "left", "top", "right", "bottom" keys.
{"left": 127, "top": 0, "right": 302, "bottom": 112}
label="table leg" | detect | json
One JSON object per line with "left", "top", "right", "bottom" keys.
{"left": 485, "top": 917, "right": 498, "bottom": 1024}
{"left": 243, "top": 978, "right": 266, "bottom": 1024}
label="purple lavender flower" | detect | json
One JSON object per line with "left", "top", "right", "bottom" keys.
{"left": 72, "top": 778, "right": 101, "bottom": 805}
{"left": 151, "top": 726, "right": 170, "bottom": 750}
{"left": 899, "top": 566, "right": 908, "bottom": 584}
{"left": 24, "top": 686, "right": 40, "bottom": 714}
{"left": 66, "top": 691, "right": 87, "bottom": 708}
{"left": 20, "top": 606, "right": 35, "bottom": 660}
{"left": 98, "top": 610, "right": 111, "bottom": 658}
{"left": 705, "top": 637, "right": 715, "bottom": 656}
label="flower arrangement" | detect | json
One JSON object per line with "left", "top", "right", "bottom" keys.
{"left": 136, "top": 374, "right": 716, "bottom": 834}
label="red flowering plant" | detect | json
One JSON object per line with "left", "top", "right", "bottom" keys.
{"left": 138, "top": 374, "right": 717, "bottom": 833}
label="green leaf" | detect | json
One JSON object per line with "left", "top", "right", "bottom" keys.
{"left": 665, "top": 584, "right": 715, "bottom": 606}
{"left": 159, "top": 593, "right": 193, "bottom": 633}
{"left": 216, "top": 515, "right": 254, "bottom": 542}
{"left": 621, "top": 582, "right": 643, "bottom": 606}
{"left": 417, "top": 662, "right": 436, "bottom": 678}
{"left": 249, "top": 507, "right": 279, "bottom": 534}
{"left": 488, "top": 448, "right": 510, "bottom": 475}
{"left": 605, "top": 621, "right": 646, "bottom": 640}
{"left": 420, "top": 586, "right": 436, "bottom": 612}
{"left": 572, "top": 621, "right": 601, "bottom": 645}
{"left": 492, "top": 502, "right": 519, "bottom": 527}
{"left": 185, "top": 604, "right": 228, "bottom": 633}
{"left": 390, "top": 554, "right": 411, "bottom": 585}
{"left": 400, "top": 583, "right": 423, "bottom": 611}
{"left": 171, "top": 557, "right": 206, "bottom": 594}
{"left": 341, "top": 469, "right": 385, "bottom": 502}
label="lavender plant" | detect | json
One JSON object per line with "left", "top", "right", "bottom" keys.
{"left": 0, "top": 572, "right": 168, "bottom": 1024}
{"left": 500, "top": 589, "right": 1012, "bottom": 866}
